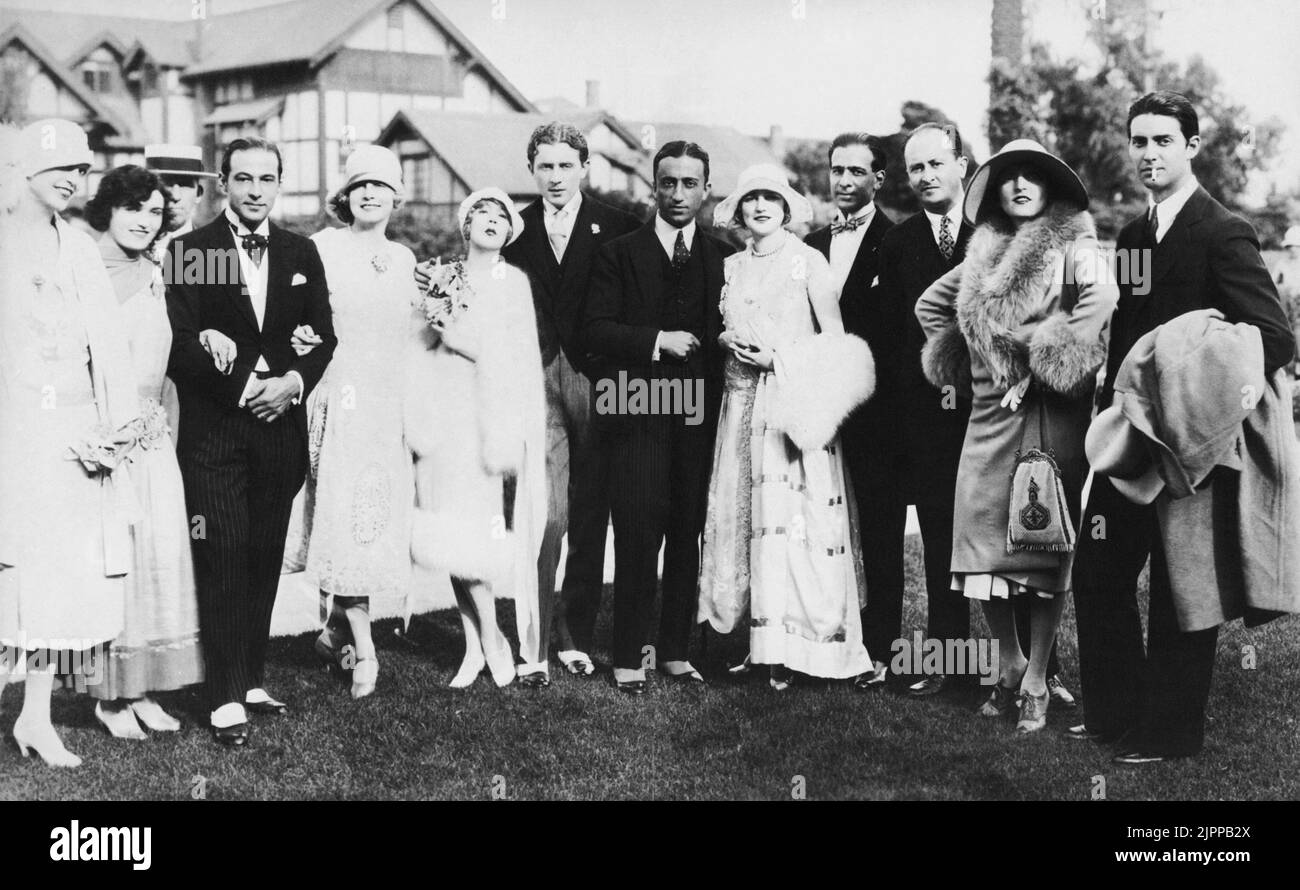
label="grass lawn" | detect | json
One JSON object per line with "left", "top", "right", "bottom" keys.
{"left": 2, "top": 538, "right": 1297, "bottom": 800}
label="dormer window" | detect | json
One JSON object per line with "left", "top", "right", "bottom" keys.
{"left": 80, "top": 47, "right": 116, "bottom": 93}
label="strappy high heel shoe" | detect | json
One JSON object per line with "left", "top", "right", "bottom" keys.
{"left": 351, "top": 656, "right": 379, "bottom": 700}
{"left": 131, "top": 698, "right": 181, "bottom": 732}
{"left": 13, "top": 718, "right": 83, "bottom": 768}
{"left": 449, "top": 649, "right": 486, "bottom": 689}
{"left": 484, "top": 643, "right": 516, "bottom": 688}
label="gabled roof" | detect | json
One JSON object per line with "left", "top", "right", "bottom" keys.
{"left": 0, "top": 8, "right": 193, "bottom": 68}
{"left": 0, "top": 22, "right": 127, "bottom": 134}
{"left": 623, "top": 120, "right": 789, "bottom": 197}
{"left": 377, "top": 109, "right": 651, "bottom": 198}
{"left": 179, "top": 0, "right": 533, "bottom": 112}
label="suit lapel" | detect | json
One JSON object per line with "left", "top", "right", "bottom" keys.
{"left": 557, "top": 197, "right": 598, "bottom": 293}
{"left": 631, "top": 221, "right": 665, "bottom": 310}
{"left": 262, "top": 224, "right": 292, "bottom": 336}
{"left": 844, "top": 209, "right": 889, "bottom": 288}
{"left": 1151, "top": 187, "right": 1206, "bottom": 284}
{"left": 806, "top": 226, "right": 831, "bottom": 261}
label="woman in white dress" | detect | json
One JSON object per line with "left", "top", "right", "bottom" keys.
{"left": 298, "top": 146, "right": 419, "bottom": 699}
{"left": 406, "top": 188, "right": 547, "bottom": 689}
{"left": 0, "top": 120, "right": 137, "bottom": 767}
{"left": 697, "top": 165, "right": 876, "bottom": 689}
{"left": 82, "top": 164, "right": 203, "bottom": 737}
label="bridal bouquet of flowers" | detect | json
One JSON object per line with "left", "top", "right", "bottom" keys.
{"left": 416, "top": 257, "right": 473, "bottom": 331}
{"left": 68, "top": 417, "right": 145, "bottom": 475}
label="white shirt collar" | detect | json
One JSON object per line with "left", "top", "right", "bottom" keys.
{"left": 654, "top": 213, "right": 696, "bottom": 259}
{"left": 543, "top": 191, "right": 582, "bottom": 219}
{"left": 1148, "top": 176, "right": 1199, "bottom": 233}
{"left": 224, "top": 205, "right": 270, "bottom": 238}
{"left": 922, "top": 194, "right": 964, "bottom": 239}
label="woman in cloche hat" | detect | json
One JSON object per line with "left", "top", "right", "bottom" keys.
{"left": 916, "top": 139, "right": 1118, "bottom": 733}
{"left": 294, "top": 145, "right": 422, "bottom": 700}
{"left": 697, "top": 164, "right": 876, "bottom": 689}
{"left": 406, "top": 187, "right": 546, "bottom": 690}
{"left": 0, "top": 119, "right": 138, "bottom": 767}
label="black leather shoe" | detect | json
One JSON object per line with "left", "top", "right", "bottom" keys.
{"left": 853, "top": 663, "right": 888, "bottom": 692}
{"left": 907, "top": 674, "right": 948, "bottom": 697}
{"left": 1112, "top": 749, "right": 1171, "bottom": 765}
{"left": 1066, "top": 724, "right": 1129, "bottom": 744}
{"left": 212, "top": 723, "right": 249, "bottom": 747}
{"left": 609, "top": 676, "right": 647, "bottom": 696}
{"left": 518, "top": 671, "right": 551, "bottom": 688}
{"left": 245, "top": 698, "right": 288, "bottom": 716}
{"left": 661, "top": 669, "right": 706, "bottom": 685}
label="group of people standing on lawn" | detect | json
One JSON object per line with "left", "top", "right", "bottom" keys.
{"left": 1, "top": 88, "right": 1296, "bottom": 771}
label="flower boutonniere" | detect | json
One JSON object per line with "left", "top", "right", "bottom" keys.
{"left": 591, "top": 223, "right": 601, "bottom": 236}
{"left": 370, "top": 252, "right": 391, "bottom": 275}
{"left": 416, "top": 257, "right": 473, "bottom": 331}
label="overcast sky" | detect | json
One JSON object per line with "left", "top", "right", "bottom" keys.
{"left": 7, "top": 0, "right": 1298, "bottom": 188}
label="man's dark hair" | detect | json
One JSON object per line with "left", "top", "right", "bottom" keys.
{"left": 905, "top": 121, "right": 964, "bottom": 159}
{"left": 827, "top": 132, "right": 888, "bottom": 173}
{"left": 652, "top": 140, "right": 710, "bottom": 183}
{"left": 1127, "top": 90, "right": 1200, "bottom": 142}
{"left": 220, "top": 137, "right": 284, "bottom": 179}
{"left": 85, "top": 163, "right": 174, "bottom": 250}
{"left": 527, "top": 122, "right": 589, "bottom": 167}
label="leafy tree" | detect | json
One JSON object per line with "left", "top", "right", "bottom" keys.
{"left": 987, "top": 7, "right": 1286, "bottom": 240}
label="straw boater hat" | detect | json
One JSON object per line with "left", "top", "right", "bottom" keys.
{"left": 457, "top": 186, "right": 525, "bottom": 246}
{"left": 144, "top": 143, "right": 217, "bottom": 179}
{"left": 713, "top": 163, "right": 813, "bottom": 229}
{"left": 962, "top": 138, "right": 1088, "bottom": 227}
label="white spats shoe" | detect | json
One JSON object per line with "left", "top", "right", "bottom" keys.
{"left": 210, "top": 702, "right": 248, "bottom": 730}
{"left": 558, "top": 649, "right": 595, "bottom": 676}
{"left": 130, "top": 698, "right": 181, "bottom": 732}
{"left": 351, "top": 656, "right": 379, "bottom": 699}
{"left": 94, "top": 702, "right": 147, "bottom": 740}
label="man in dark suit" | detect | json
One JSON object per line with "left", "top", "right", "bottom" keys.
{"left": 582, "top": 141, "right": 734, "bottom": 695}
{"left": 804, "top": 133, "right": 898, "bottom": 688}
{"left": 166, "top": 137, "right": 336, "bottom": 746}
{"left": 500, "top": 123, "right": 640, "bottom": 686}
{"left": 1073, "top": 91, "right": 1294, "bottom": 763}
{"left": 872, "top": 122, "right": 975, "bottom": 695}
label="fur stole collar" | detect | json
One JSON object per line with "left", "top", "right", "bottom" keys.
{"left": 956, "top": 204, "right": 1095, "bottom": 389}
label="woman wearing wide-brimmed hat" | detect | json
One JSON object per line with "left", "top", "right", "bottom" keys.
{"left": 916, "top": 139, "right": 1118, "bottom": 732}
{"left": 697, "top": 164, "right": 876, "bottom": 688}
{"left": 291, "top": 145, "right": 421, "bottom": 699}
{"left": 405, "top": 187, "right": 547, "bottom": 690}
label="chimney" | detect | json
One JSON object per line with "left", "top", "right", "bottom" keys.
{"left": 768, "top": 124, "right": 786, "bottom": 160}
{"left": 990, "top": 0, "right": 1024, "bottom": 67}
{"left": 585, "top": 79, "right": 600, "bottom": 109}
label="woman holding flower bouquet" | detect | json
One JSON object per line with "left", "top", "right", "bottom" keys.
{"left": 0, "top": 120, "right": 138, "bottom": 767}
{"left": 406, "top": 187, "right": 547, "bottom": 688}
{"left": 78, "top": 165, "right": 204, "bottom": 737}
{"left": 297, "top": 145, "right": 420, "bottom": 699}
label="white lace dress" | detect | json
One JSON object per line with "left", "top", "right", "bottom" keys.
{"left": 301, "top": 227, "right": 419, "bottom": 616}
{"left": 697, "top": 237, "right": 871, "bottom": 678}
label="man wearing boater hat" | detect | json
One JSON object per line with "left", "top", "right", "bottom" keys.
{"left": 145, "top": 143, "right": 218, "bottom": 250}
{"left": 1072, "top": 91, "right": 1294, "bottom": 764}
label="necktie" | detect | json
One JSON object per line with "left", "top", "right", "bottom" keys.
{"left": 1145, "top": 205, "right": 1160, "bottom": 245}
{"left": 548, "top": 209, "right": 569, "bottom": 261}
{"left": 672, "top": 229, "right": 689, "bottom": 274}
{"left": 831, "top": 215, "right": 867, "bottom": 236}
{"left": 938, "top": 215, "right": 954, "bottom": 261}
{"left": 239, "top": 230, "right": 267, "bottom": 267}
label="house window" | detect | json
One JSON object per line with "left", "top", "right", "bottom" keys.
{"left": 80, "top": 48, "right": 116, "bottom": 92}
{"left": 387, "top": 4, "right": 405, "bottom": 52}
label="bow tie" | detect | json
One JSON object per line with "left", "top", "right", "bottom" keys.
{"left": 239, "top": 232, "right": 268, "bottom": 252}
{"left": 831, "top": 215, "right": 868, "bottom": 236}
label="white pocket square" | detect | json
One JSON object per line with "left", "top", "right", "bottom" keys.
{"left": 870, "top": 275, "right": 880, "bottom": 287}
{"left": 291, "top": 272, "right": 307, "bottom": 286}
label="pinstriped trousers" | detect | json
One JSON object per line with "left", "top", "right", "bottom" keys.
{"left": 180, "top": 411, "right": 306, "bottom": 711}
